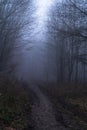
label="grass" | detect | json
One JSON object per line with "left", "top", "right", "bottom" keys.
{"left": 0, "top": 75, "right": 34, "bottom": 130}
{"left": 40, "top": 82, "right": 87, "bottom": 130}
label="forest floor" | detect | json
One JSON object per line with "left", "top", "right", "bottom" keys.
{"left": 40, "top": 83, "right": 87, "bottom": 130}
{"left": 0, "top": 76, "right": 87, "bottom": 130}
{"left": 29, "top": 84, "right": 68, "bottom": 130}
{"left": 0, "top": 76, "right": 35, "bottom": 130}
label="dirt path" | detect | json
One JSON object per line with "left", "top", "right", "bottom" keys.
{"left": 29, "top": 85, "right": 68, "bottom": 130}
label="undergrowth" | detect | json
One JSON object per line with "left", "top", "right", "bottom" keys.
{"left": 0, "top": 75, "right": 33, "bottom": 130}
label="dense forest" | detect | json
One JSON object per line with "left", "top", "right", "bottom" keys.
{"left": 0, "top": 0, "right": 87, "bottom": 129}
{"left": 46, "top": 0, "right": 87, "bottom": 83}
{"left": 0, "top": 0, "right": 86, "bottom": 83}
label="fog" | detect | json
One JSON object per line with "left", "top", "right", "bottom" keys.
{"left": 13, "top": 0, "right": 55, "bottom": 82}
{"left": 0, "top": 1, "right": 87, "bottom": 129}
{"left": 0, "top": 0, "right": 87, "bottom": 83}
{"left": 13, "top": 0, "right": 87, "bottom": 83}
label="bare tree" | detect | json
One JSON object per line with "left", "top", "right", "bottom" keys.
{"left": 0, "top": 0, "right": 30, "bottom": 73}
{"left": 47, "top": 0, "right": 87, "bottom": 83}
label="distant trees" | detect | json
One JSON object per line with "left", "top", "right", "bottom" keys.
{"left": 0, "top": 0, "right": 30, "bottom": 73}
{"left": 47, "top": 0, "right": 87, "bottom": 83}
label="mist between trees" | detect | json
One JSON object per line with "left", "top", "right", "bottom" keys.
{"left": 0, "top": 0, "right": 31, "bottom": 74}
{"left": 0, "top": 0, "right": 87, "bottom": 84}
{"left": 45, "top": 0, "right": 87, "bottom": 83}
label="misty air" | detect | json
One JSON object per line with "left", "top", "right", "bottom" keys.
{"left": 0, "top": 0, "right": 87, "bottom": 129}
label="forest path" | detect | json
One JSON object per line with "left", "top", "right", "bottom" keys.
{"left": 29, "top": 85, "right": 68, "bottom": 130}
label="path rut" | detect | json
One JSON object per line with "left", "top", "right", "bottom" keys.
{"left": 29, "top": 85, "right": 68, "bottom": 130}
